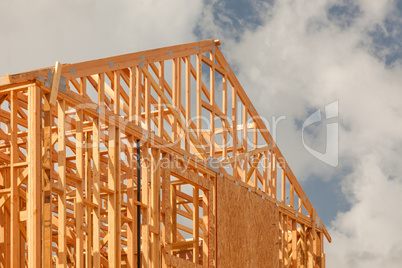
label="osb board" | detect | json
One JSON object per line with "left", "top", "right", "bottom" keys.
{"left": 217, "top": 178, "right": 279, "bottom": 268}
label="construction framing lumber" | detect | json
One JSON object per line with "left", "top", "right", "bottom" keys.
{"left": 0, "top": 39, "right": 330, "bottom": 267}
{"left": 49, "top": 61, "right": 62, "bottom": 106}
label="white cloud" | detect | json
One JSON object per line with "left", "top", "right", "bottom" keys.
{"left": 355, "top": 0, "right": 394, "bottom": 27}
{"left": 327, "top": 154, "right": 402, "bottom": 268}
{"left": 197, "top": 0, "right": 402, "bottom": 267}
{"left": 0, "top": 0, "right": 203, "bottom": 75}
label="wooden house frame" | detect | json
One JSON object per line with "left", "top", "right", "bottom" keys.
{"left": 0, "top": 39, "right": 331, "bottom": 267}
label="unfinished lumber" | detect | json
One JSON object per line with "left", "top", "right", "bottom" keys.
{"left": 0, "top": 39, "right": 330, "bottom": 268}
{"left": 27, "top": 85, "right": 41, "bottom": 267}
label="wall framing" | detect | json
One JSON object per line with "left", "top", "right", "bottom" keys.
{"left": 0, "top": 39, "right": 330, "bottom": 267}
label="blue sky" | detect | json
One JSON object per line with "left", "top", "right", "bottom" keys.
{"left": 1, "top": 0, "right": 402, "bottom": 267}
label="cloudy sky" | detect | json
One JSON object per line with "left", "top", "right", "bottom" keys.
{"left": 1, "top": 0, "right": 402, "bottom": 267}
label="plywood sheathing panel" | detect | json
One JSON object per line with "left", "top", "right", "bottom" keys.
{"left": 217, "top": 177, "right": 279, "bottom": 268}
